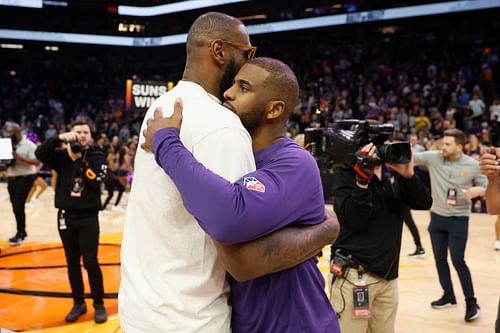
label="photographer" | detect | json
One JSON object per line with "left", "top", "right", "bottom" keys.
{"left": 3, "top": 122, "right": 40, "bottom": 245}
{"left": 330, "top": 142, "right": 432, "bottom": 333}
{"left": 35, "top": 120, "right": 108, "bottom": 324}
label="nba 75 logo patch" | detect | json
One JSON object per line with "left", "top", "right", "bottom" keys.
{"left": 243, "top": 177, "right": 266, "bottom": 193}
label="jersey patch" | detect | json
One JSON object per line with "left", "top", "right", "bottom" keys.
{"left": 243, "top": 177, "right": 266, "bottom": 193}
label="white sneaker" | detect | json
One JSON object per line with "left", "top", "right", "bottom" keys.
{"left": 99, "top": 210, "right": 110, "bottom": 217}
{"left": 495, "top": 240, "right": 500, "bottom": 251}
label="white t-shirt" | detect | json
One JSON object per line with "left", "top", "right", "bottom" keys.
{"left": 490, "top": 104, "right": 500, "bottom": 121}
{"left": 119, "top": 81, "right": 256, "bottom": 332}
{"left": 468, "top": 98, "right": 485, "bottom": 118}
{"left": 7, "top": 137, "right": 38, "bottom": 177}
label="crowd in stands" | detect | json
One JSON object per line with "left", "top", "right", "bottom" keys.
{"left": 1, "top": 29, "right": 499, "bottom": 193}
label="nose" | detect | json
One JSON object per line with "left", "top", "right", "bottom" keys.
{"left": 223, "top": 85, "right": 235, "bottom": 101}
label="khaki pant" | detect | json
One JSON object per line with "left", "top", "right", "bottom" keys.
{"left": 329, "top": 268, "right": 398, "bottom": 333}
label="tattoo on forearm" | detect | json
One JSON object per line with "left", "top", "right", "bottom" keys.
{"left": 262, "top": 238, "right": 282, "bottom": 259}
{"left": 261, "top": 230, "right": 318, "bottom": 269}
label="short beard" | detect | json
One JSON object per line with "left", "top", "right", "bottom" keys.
{"left": 219, "top": 58, "right": 238, "bottom": 96}
{"left": 240, "top": 104, "right": 264, "bottom": 132}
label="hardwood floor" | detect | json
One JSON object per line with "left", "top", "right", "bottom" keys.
{"left": 0, "top": 183, "right": 498, "bottom": 332}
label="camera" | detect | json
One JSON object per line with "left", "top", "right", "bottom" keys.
{"left": 304, "top": 120, "right": 411, "bottom": 169}
{"left": 69, "top": 141, "right": 82, "bottom": 153}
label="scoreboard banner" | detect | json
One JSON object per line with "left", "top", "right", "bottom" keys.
{"left": 125, "top": 80, "right": 173, "bottom": 111}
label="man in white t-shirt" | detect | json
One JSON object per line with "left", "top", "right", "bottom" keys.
{"left": 468, "top": 94, "right": 485, "bottom": 119}
{"left": 119, "top": 12, "right": 337, "bottom": 332}
{"left": 490, "top": 99, "right": 500, "bottom": 122}
{"left": 3, "top": 122, "right": 39, "bottom": 245}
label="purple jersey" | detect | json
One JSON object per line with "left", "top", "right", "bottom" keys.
{"left": 153, "top": 128, "right": 339, "bottom": 332}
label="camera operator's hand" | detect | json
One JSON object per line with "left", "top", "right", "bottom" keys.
{"left": 354, "top": 143, "right": 377, "bottom": 188}
{"left": 141, "top": 98, "right": 183, "bottom": 152}
{"left": 479, "top": 147, "right": 500, "bottom": 178}
{"left": 58, "top": 132, "right": 78, "bottom": 143}
{"left": 386, "top": 153, "right": 414, "bottom": 179}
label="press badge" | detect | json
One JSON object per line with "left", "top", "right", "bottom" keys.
{"left": 58, "top": 210, "right": 67, "bottom": 230}
{"left": 353, "top": 279, "right": 370, "bottom": 318}
{"left": 446, "top": 187, "right": 457, "bottom": 206}
{"left": 70, "top": 177, "right": 84, "bottom": 197}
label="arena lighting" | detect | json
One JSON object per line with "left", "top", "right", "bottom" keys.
{"left": 1, "top": 0, "right": 500, "bottom": 47}
{"left": 44, "top": 45, "right": 58, "bottom": 51}
{"left": 0, "top": 0, "right": 42, "bottom": 8}
{"left": 238, "top": 14, "right": 267, "bottom": 21}
{"left": 1, "top": 43, "right": 23, "bottom": 49}
{"left": 42, "top": 0, "right": 67, "bottom": 6}
{"left": 118, "top": 0, "right": 249, "bottom": 17}
{"left": 118, "top": 23, "right": 146, "bottom": 33}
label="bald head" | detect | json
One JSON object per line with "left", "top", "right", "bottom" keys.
{"left": 187, "top": 12, "right": 246, "bottom": 55}
{"left": 183, "top": 12, "right": 252, "bottom": 99}
{"left": 247, "top": 57, "right": 299, "bottom": 116}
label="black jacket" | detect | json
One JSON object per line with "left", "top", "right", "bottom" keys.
{"left": 35, "top": 136, "right": 107, "bottom": 214}
{"left": 332, "top": 168, "right": 432, "bottom": 280}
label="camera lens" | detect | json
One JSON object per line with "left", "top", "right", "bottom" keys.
{"left": 379, "top": 143, "right": 411, "bottom": 164}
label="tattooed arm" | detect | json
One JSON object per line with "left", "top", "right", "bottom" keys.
{"left": 213, "top": 208, "right": 340, "bottom": 281}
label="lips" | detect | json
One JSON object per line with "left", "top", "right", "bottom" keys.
{"left": 223, "top": 102, "right": 234, "bottom": 111}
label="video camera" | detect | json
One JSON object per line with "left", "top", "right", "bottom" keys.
{"left": 304, "top": 120, "right": 411, "bottom": 170}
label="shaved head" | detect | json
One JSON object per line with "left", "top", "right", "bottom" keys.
{"left": 186, "top": 12, "right": 246, "bottom": 54}
{"left": 247, "top": 57, "right": 299, "bottom": 116}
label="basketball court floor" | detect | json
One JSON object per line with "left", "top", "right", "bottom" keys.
{"left": 0, "top": 183, "right": 498, "bottom": 332}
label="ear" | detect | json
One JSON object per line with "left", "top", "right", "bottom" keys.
{"left": 265, "top": 100, "right": 285, "bottom": 120}
{"left": 209, "top": 40, "right": 226, "bottom": 66}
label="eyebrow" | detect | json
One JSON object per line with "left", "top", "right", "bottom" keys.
{"left": 235, "top": 78, "right": 253, "bottom": 88}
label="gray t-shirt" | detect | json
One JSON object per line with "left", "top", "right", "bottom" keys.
{"left": 414, "top": 151, "right": 487, "bottom": 217}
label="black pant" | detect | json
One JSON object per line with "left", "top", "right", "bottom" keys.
{"left": 102, "top": 173, "right": 125, "bottom": 210}
{"left": 428, "top": 212, "right": 475, "bottom": 300}
{"left": 58, "top": 210, "right": 104, "bottom": 305}
{"left": 8, "top": 174, "right": 35, "bottom": 235}
{"left": 402, "top": 206, "right": 422, "bottom": 248}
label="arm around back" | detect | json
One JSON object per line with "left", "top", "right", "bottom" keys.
{"left": 215, "top": 208, "right": 340, "bottom": 281}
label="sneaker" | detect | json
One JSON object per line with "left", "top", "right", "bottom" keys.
{"left": 465, "top": 300, "right": 480, "bottom": 322}
{"left": 495, "top": 240, "right": 500, "bottom": 251}
{"left": 65, "top": 302, "right": 87, "bottom": 322}
{"left": 431, "top": 294, "right": 457, "bottom": 309}
{"left": 408, "top": 246, "right": 426, "bottom": 257}
{"left": 99, "top": 210, "right": 110, "bottom": 217}
{"left": 8, "top": 232, "right": 27, "bottom": 246}
{"left": 94, "top": 304, "right": 107, "bottom": 323}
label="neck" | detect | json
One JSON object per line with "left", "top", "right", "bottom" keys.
{"left": 447, "top": 151, "right": 462, "bottom": 161}
{"left": 182, "top": 64, "right": 222, "bottom": 100}
{"left": 250, "top": 126, "right": 286, "bottom": 153}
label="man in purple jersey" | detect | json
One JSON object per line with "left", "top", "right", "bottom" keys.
{"left": 142, "top": 57, "right": 340, "bottom": 332}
